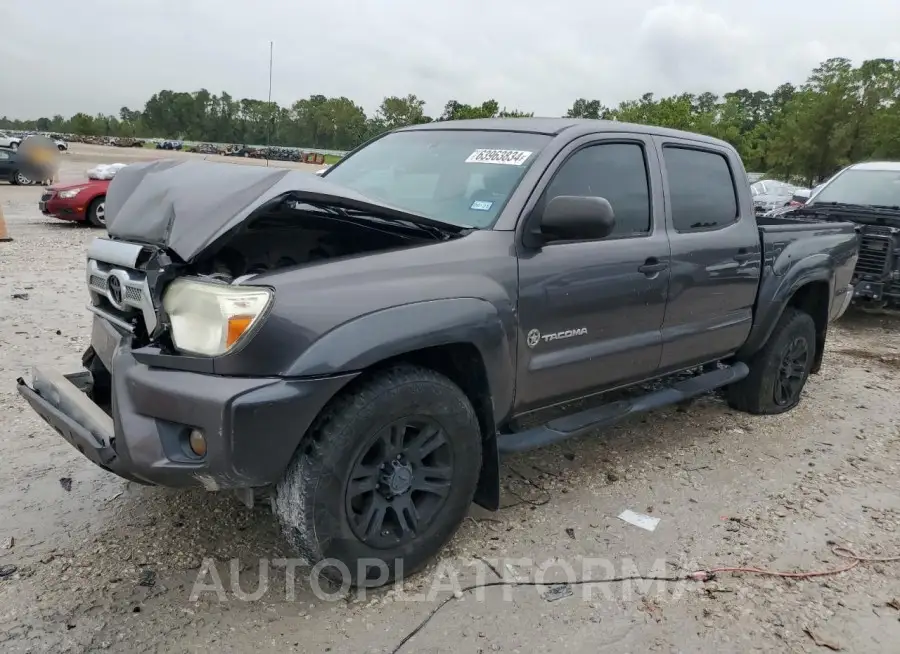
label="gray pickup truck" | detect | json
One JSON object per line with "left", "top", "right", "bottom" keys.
{"left": 18, "top": 119, "right": 859, "bottom": 586}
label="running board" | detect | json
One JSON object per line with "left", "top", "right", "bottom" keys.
{"left": 496, "top": 363, "right": 749, "bottom": 454}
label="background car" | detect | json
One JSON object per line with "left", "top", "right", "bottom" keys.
{"left": 39, "top": 178, "right": 109, "bottom": 226}
{"left": 0, "top": 131, "right": 22, "bottom": 151}
{"left": 750, "top": 179, "right": 798, "bottom": 215}
{"left": 0, "top": 146, "right": 39, "bottom": 185}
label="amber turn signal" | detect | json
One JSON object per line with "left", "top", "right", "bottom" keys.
{"left": 188, "top": 429, "right": 207, "bottom": 457}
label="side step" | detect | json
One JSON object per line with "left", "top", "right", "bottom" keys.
{"left": 496, "top": 362, "right": 749, "bottom": 454}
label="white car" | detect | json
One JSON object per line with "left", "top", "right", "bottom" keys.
{"left": 0, "top": 131, "right": 22, "bottom": 150}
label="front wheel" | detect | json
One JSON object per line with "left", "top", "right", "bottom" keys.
{"left": 86, "top": 197, "right": 106, "bottom": 227}
{"left": 274, "top": 365, "right": 483, "bottom": 587}
{"left": 14, "top": 171, "right": 32, "bottom": 185}
{"left": 727, "top": 307, "right": 816, "bottom": 414}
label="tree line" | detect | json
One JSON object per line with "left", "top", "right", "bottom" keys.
{"left": 3, "top": 57, "right": 899, "bottom": 185}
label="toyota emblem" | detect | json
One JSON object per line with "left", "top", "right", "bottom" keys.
{"left": 107, "top": 275, "right": 124, "bottom": 306}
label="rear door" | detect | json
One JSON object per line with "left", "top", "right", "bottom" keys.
{"left": 514, "top": 134, "right": 671, "bottom": 413}
{"left": 0, "top": 149, "right": 15, "bottom": 179}
{"left": 654, "top": 139, "right": 762, "bottom": 371}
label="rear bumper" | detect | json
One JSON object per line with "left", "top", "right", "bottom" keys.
{"left": 17, "top": 323, "right": 357, "bottom": 490}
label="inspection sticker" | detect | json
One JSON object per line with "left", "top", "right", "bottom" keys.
{"left": 465, "top": 149, "right": 533, "bottom": 166}
{"left": 470, "top": 200, "right": 493, "bottom": 211}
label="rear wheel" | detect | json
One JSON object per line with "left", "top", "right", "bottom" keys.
{"left": 13, "top": 171, "right": 32, "bottom": 185}
{"left": 727, "top": 307, "right": 816, "bottom": 414}
{"left": 86, "top": 197, "right": 106, "bottom": 227}
{"left": 274, "top": 365, "right": 482, "bottom": 587}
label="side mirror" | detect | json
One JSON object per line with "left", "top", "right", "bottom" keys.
{"left": 536, "top": 195, "right": 615, "bottom": 244}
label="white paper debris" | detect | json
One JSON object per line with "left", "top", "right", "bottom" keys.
{"left": 86, "top": 163, "right": 127, "bottom": 180}
{"left": 617, "top": 509, "right": 660, "bottom": 532}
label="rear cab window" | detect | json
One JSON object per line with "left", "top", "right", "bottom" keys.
{"left": 662, "top": 146, "right": 739, "bottom": 232}
{"left": 323, "top": 130, "right": 551, "bottom": 228}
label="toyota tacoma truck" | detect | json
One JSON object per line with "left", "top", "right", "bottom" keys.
{"left": 17, "top": 119, "right": 859, "bottom": 587}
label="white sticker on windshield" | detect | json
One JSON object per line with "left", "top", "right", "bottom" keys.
{"left": 465, "top": 149, "right": 533, "bottom": 166}
{"left": 470, "top": 200, "right": 493, "bottom": 211}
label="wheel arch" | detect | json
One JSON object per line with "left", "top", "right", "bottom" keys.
{"left": 740, "top": 274, "right": 832, "bottom": 373}
{"left": 350, "top": 343, "right": 503, "bottom": 511}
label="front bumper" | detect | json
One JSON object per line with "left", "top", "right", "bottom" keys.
{"left": 17, "top": 319, "right": 357, "bottom": 490}
{"left": 833, "top": 283, "right": 855, "bottom": 320}
{"left": 39, "top": 193, "right": 86, "bottom": 221}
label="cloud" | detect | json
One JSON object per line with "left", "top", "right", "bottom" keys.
{"left": 2, "top": 0, "right": 899, "bottom": 120}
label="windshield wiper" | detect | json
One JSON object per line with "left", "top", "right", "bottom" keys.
{"left": 289, "top": 200, "right": 465, "bottom": 240}
{"left": 341, "top": 208, "right": 473, "bottom": 239}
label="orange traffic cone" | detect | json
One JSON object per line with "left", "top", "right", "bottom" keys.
{"left": 0, "top": 203, "right": 12, "bottom": 242}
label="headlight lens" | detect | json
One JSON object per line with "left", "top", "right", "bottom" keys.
{"left": 162, "top": 279, "right": 272, "bottom": 356}
{"left": 58, "top": 188, "right": 84, "bottom": 199}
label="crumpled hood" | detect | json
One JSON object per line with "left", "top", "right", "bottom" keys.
{"left": 104, "top": 159, "right": 458, "bottom": 262}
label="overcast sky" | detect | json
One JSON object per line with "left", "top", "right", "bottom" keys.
{"left": 3, "top": 0, "right": 900, "bottom": 119}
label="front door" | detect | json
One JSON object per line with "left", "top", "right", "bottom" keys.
{"left": 515, "top": 136, "right": 671, "bottom": 414}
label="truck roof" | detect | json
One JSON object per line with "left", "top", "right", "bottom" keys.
{"left": 400, "top": 117, "right": 735, "bottom": 150}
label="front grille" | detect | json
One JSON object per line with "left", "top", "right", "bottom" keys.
{"left": 86, "top": 259, "right": 157, "bottom": 334}
{"left": 855, "top": 232, "right": 892, "bottom": 278}
{"left": 40, "top": 192, "right": 53, "bottom": 202}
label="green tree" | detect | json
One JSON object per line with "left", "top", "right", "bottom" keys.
{"left": 3, "top": 56, "right": 899, "bottom": 180}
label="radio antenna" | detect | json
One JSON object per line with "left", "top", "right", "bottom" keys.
{"left": 265, "top": 40, "right": 273, "bottom": 167}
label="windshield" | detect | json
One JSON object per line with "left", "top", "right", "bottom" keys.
{"left": 322, "top": 129, "right": 551, "bottom": 228}
{"left": 809, "top": 168, "right": 900, "bottom": 208}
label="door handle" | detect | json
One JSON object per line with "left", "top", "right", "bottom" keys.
{"left": 733, "top": 249, "right": 756, "bottom": 263}
{"left": 638, "top": 258, "right": 668, "bottom": 275}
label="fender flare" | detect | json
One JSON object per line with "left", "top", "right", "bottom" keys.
{"left": 739, "top": 263, "right": 832, "bottom": 359}
{"left": 284, "top": 297, "right": 516, "bottom": 424}
{"left": 284, "top": 298, "right": 513, "bottom": 512}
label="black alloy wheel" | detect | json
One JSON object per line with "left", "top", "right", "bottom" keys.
{"left": 345, "top": 417, "right": 453, "bottom": 549}
{"left": 774, "top": 335, "right": 810, "bottom": 406}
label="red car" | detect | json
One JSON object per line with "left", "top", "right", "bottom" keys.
{"left": 39, "top": 178, "right": 109, "bottom": 226}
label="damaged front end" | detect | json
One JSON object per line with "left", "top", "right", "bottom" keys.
{"left": 18, "top": 159, "right": 459, "bottom": 491}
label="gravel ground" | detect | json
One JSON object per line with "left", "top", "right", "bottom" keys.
{"left": 2, "top": 145, "right": 900, "bottom": 653}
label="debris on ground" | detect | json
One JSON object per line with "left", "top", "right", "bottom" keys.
{"left": 617, "top": 509, "right": 660, "bottom": 532}
{"left": 541, "top": 584, "right": 573, "bottom": 602}
{"left": 1, "top": 537, "right": 13, "bottom": 550}
{"left": 58, "top": 477, "right": 72, "bottom": 492}
{"left": 0, "top": 564, "right": 17, "bottom": 579}
{"left": 804, "top": 626, "right": 843, "bottom": 651}
{"left": 138, "top": 568, "right": 156, "bottom": 587}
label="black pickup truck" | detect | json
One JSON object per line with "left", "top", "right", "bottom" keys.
{"left": 784, "top": 161, "right": 900, "bottom": 309}
{"left": 18, "top": 119, "right": 858, "bottom": 586}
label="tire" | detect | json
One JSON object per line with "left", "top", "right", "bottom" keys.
{"left": 274, "top": 365, "right": 483, "bottom": 588}
{"left": 10, "top": 141, "right": 18, "bottom": 151}
{"left": 13, "top": 170, "right": 32, "bottom": 185}
{"left": 9, "top": 170, "right": 18, "bottom": 185}
{"left": 727, "top": 307, "right": 816, "bottom": 414}
{"left": 86, "top": 196, "right": 106, "bottom": 227}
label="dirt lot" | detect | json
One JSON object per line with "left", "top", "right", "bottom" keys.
{"left": 1, "top": 144, "right": 900, "bottom": 653}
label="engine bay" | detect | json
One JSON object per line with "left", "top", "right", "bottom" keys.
{"left": 191, "top": 206, "right": 432, "bottom": 281}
